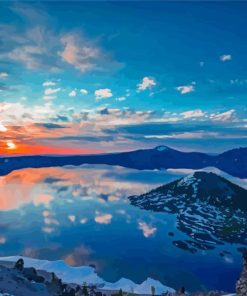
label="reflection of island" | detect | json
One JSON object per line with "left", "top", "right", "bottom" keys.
{"left": 129, "top": 172, "right": 247, "bottom": 252}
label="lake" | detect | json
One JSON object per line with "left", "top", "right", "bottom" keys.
{"left": 0, "top": 165, "right": 242, "bottom": 292}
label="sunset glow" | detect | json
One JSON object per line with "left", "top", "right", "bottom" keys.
{"left": 1, "top": 143, "right": 103, "bottom": 155}
{"left": 0, "top": 2, "right": 246, "bottom": 156}
{"left": 6, "top": 141, "right": 17, "bottom": 150}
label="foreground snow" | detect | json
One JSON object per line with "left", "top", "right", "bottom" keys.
{"left": 0, "top": 256, "right": 175, "bottom": 294}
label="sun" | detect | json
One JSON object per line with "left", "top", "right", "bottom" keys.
{"left": 6, "top": 141, "right": 17, "bottom": 150}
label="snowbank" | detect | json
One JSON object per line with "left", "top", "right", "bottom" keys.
{"left": 0, "top": 256, "right": 175, "bottom": 294}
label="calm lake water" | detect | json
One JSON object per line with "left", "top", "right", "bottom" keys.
{"left": 0, "top": 165, "right": 242, "bottom": 292}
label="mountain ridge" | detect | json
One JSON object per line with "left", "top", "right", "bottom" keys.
{"left": 0, "top": 146, "right": 247, "bottom": 178}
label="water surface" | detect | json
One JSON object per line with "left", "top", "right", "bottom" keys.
{"left": 0, "top": 165, "right": 242, "bottom": 292}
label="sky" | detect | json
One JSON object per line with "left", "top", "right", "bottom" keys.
{"left": 1, "top": 1, "right": 247, "bottom": 155}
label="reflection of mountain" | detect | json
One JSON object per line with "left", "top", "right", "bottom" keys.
{"left": 129, "top": 172, "right": 247, "bottom": 252}
{"left": 1, "top": 146, "right": 247, "bottom": 178}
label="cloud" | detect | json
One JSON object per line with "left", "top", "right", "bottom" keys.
{"left": 0, "top": 25, "right": 60, "bottom": 72}
{"left": 44, "top": 88, "right": 61, "bottom": 95}
{"left": 0, "top": 72, "right": 8, "bottom": 79}
{"left": 210, "top": 109, "right": 235, "bottom": 121}
{"left": 80, "top": 89, "right": 88, "bottom": 95}
{"left": 0, "top": 5, "right": 120, "bottom": 74}
{"left": 138, "top": 221, "right": 157, "bottom": 238}
{"left": 137, "top": 77, "right": 156, "bottom": 91}
{"left": 43, "top": 87, "right": 60, "bottom": 100}
{"left": 43, "top": 95, "right": 56, "bottom": 100}
{"left": 59, "top": 34, "right": 101, "bottom": 73}
{"left": 69, "top": 90, "right": 77, "bottom": 97}
{"left": 43, "top": 81, "right": 56, "bottom": 87}
{"left": 95, "top": 88, "right": 113, "bottom": 100}
{"left": 35, "top": 123, "right": 65, "bottom": 129}
{"left": 145, "top": 131, "right": 219, "bottom": 139}
{"left": 220, "top": 54, "right": 232, "bottom": 62}
{"left": 181, "top": 109, "right": 205, "bottom": 119}
{"left": 0, "top": 101, "right": 58, "bottom": 125}
{"left": 176, "top": 85, "right": 195, "bottom": 94}
{"left": 0, "top": 122, "right": 7, "bottom": 132}
{"left": 116, "top": 96, "right": 126, "bottom": 102}
{"left": 95, "top": 212, "right": 112, "bottom": 224}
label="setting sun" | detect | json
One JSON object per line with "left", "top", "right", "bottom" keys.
{"left": 6, "top": 141, "right": 17, "bottom": 150}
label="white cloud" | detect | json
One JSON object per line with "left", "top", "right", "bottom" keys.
{"left": 43, "top": 81, "right": 56, "bottom": 87}
{"left": 0, "top": 101, "right": 58, "bottom": 125}
{"left": 220, "top": 54, "right": 232, "bottom": 62}
{"left": 176, "top": 85, "right": 195, "bottom": 94}
{"left": 181, "top": 109, "right": 205, "bottom": 119}
{"left": 43, "top": 95, "right": 56, "bottom": 100}
{"left": 69, "top": 90, "right": 77, "bottom": 97}
{"left": 145, "top": 131, "right": 219, "bottom": 139}
{"left": 0, "top": 122, "right": 7, "bottom": 132}
{"left": 137, "top": 77, "right": 156, "bottom": 91}
{"left": 138, "top": 222, "right": 157, "bottom": 238}
{"left": 44, "top": 88, "right": 61, "bottom": 95}
{"left": 95, "top": 88, "right": 113, "bottom": 100}
{"left": 80, "top": 89, "right": 88, "bottom": 95}
{"left": 43, "top": 87, "right": 60, "bottom": 100}
{"left": 0, "top": 72, "right": 8, "bottom": 79}
{"left": 211, "top": 109, "right": 235, "bottom": 121}
{"left": 116, "top": 96, "right": 126, "bottom": 102}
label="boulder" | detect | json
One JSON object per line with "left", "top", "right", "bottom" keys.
{"left": 236, "top": 252, "right": 247, "bottom": 296}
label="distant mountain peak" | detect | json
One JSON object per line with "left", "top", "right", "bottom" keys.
{"left": 154, "top": 145, "right": 171, "bottom": 151}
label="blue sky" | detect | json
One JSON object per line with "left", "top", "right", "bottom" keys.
{"left": 0, "top": 1, "right": 247, "bottom": 154}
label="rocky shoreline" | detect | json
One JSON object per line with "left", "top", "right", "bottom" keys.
{"left": 1, "top": 253, "right": 247, "bottom": 296}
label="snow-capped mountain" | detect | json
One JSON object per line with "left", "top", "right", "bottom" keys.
{"left": 0, "top": 256, "right": 175, "bottom": 294}
{"left": 129, "top": 172, "right": 247, "bottom": 252}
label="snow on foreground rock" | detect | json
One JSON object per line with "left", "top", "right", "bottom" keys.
{"left": 0, "top": 256, "right": 175, "bottom": 294}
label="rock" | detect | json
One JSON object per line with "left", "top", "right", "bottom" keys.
{"left": 23, "top": 267, "right": 45, "bottom": 283}
{"left": 236, "top": 251, "right": 247, "bottom": 296}
{"left": 14, "top": 259, "right": 24, "bottom": 271}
